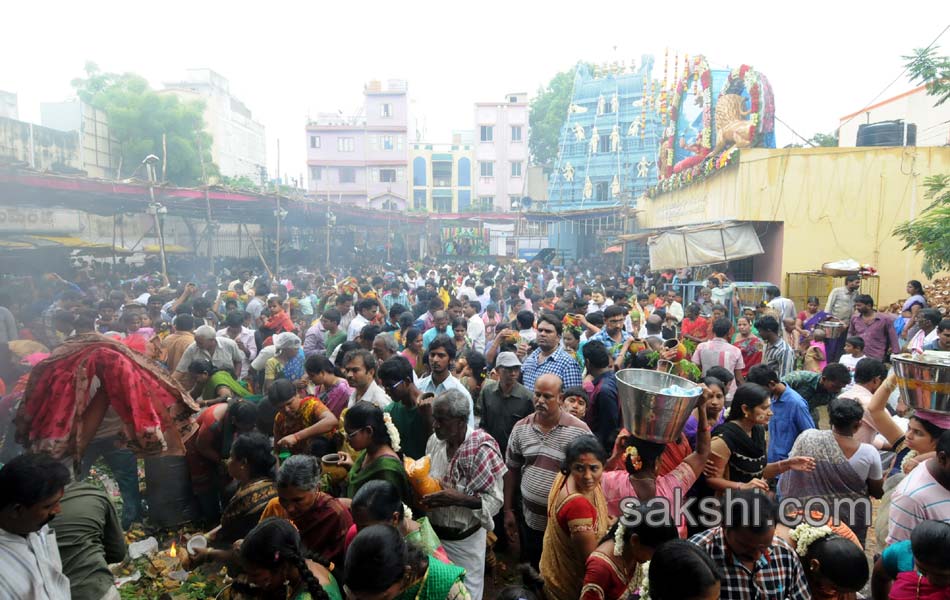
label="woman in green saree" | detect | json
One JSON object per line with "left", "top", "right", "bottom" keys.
{"left": 347, "top": 480, "right": 450, "bottom": 563}
{"left": 344, "top": 524, "right": 469, "bottom": 600}
{"left": 187, "top": 358, "right": 251, "bottom": 402}
{"left": 337, "top": 401, "right": 414, "bottom": 508}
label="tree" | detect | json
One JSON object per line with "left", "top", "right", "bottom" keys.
{"left": 72, "top": 62, "right": 217, "bottom": 186}
{"left": 528, "top": 67, "right": 577, "bottom": 168}
{"left": 809, "top": 132, "right": 838, "bottom": 147}
{"left": 893, "top": 46, "right": 950, "bottom": 277}
{"left": 893, "top": 175, "right": 950, "bottom": 277}
{"left": 904, "top": 46, "right": 950, "bottom": 106}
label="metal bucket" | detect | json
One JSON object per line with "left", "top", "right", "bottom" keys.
{"left": 616, "top": 368, "right": 701, "bottom": 443}
{"left": 892, "top": 352, "right": 950, "bottom": 414}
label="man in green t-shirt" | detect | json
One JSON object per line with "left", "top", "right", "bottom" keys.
{"left": 55, "top": 481, "right": 128, "bottom": 600}
{"left": 379, "top": 355, "right": 432, "bottom": 459}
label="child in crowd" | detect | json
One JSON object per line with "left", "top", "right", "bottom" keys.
{"left": 562, "top": 386, "right": 589, "bottom": 420}
{"left": 802, "top": 327, "right": 828, "bottom": 373}
{"left": 839, "top": 336, "right": 866, "bottom": 383}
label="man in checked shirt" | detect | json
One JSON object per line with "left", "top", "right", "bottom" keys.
{"left": 689, "top": 490, "right": 811, "bottom": 600}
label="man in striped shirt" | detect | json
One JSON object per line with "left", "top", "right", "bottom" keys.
{"left": 887, "top": 429, "right": 950, "bottom": 544}
{"left": 756, "top": 315, "right": 797, "bottom": 379}
{"left": 503, "top": 373, "right": 591, "bottom": 568}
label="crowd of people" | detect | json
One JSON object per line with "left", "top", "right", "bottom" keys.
{"left": 0, "top": 257, "right": 949, "bottom": 600}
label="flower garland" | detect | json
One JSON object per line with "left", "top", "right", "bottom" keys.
{"left": 788, "top": 523, "right": 833, "bottom": 557}
{"left": 613, "top": 522, "right": 626, "bottom": 556}
{"left": 624, "top": 446, "right": 643, "bottom": 472}
{"left": 659, "top": 55, "right": 713, "bottom": 181}
{"left": 900, "top": 449, "right": 919, "bottom": 473}
{"left": 383, "top": 412, "right": 401, "bottom": 452}
{"left": 638, "top": 561, "right": 651, "bottom": 600}
{"left": 647, "top": 63, "right": 774, "bottom": 198}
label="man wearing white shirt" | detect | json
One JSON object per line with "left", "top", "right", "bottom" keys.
{"left": 663, "top": 289, "right": 684, "bottom": 322}
{"left": 464, "top": 300, "right": 486, "bottom": 353}
{"left": 417, "top": 336, "right": 475, "bottom": 429}
{"left": 766, "top": 285, "right": 797, "bottom": 322}
{"left": 347, "top": 298, "right": 379, "bottom": 342}
{"left": 344, "top": 349, "right": 392, "bottom": 409}
{"left": 457, "top": 279, "right": 477, "bottom": 302}
{"left": 218, "top": 311, "right": 257, "bottom": 378}
{"left": 0, "top": 454, "right": 73, "bottom": 600}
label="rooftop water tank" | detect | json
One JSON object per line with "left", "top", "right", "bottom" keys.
{"left": 856, "top": 120, "right": 916, "bottom": 147}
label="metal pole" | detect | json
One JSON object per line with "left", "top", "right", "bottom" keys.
{"left": 325, "top": 205, "right": 331, "bottom": 268}
{"left": 111, "top": 214, "right": 117, "bottom": 266}
{"left": 243, "top": 223, "right": 275, "bottom": 281}
{"left": 150, "top": 195, "right": 168, "bottom": 281}
{"left": 275, "top": 196, "right": 281, "bottom": 282}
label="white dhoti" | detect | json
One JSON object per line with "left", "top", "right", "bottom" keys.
{"left": 441, "top": 528, "right": 487, "bottom": 600}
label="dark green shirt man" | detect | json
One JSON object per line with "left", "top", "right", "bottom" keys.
{"left": 53, "top": 482, "right": 127, "bottom": 600}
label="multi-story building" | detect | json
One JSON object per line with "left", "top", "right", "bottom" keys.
{"left": 162, "top": 69, "right": 267, "bottom": 180}
{"left": 0, "top": 91, "right": 17, "bottom": 120}
{"left": 306, "top": 80, "right": 409, "bottom": 210}
{"left": 40, "top": 99, "right": 120, "bottom": 180}
{"left": 409, "top": 132, "right": 474, "bottom": 213}
{"left": 474, "top": 93, "right": 529, "bottom": 212}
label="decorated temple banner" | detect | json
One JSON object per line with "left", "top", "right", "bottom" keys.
{"left": 441, "top": 226, "right": 489, "bottom": 256}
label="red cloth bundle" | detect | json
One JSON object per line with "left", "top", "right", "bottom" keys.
{"left": 17, "top": 334, "right": 199, "bottom": 462}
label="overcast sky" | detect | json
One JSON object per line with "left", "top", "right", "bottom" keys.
{"left": 3, "top": 1, "right": 949, "bottom": 183}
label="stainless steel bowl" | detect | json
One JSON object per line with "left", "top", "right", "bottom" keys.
{"left": 819, "top": 321, "right": 846, "bottom": 332}
{"left": 892, "top": 353, "right": 950, "bottom": 414}
{"left": 616, "top": 368, "right": 701, "bottom": 443}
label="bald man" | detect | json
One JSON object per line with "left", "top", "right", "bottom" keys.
{"left": 503, "top": 373, "right": 591, "bottom": 568}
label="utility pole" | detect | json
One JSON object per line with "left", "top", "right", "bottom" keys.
{"left": 143, "top": 155, "right": 167, "bottom": 282}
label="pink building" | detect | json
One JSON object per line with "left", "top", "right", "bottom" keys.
{"left": 474, "top": 93, "right": 529, "bottom": 212}
{"left": 306, "top": 80, "right": 409, "bottom": 209}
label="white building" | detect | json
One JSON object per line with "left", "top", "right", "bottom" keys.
{"left": 0, "top": 91, "right": 17, "bottom": 119}
{"left": 306, "top": 80, "right": 410, "bottom": 210}
{"left": 162, "top": 69, "right": 267, "bottom": 180}
{"left": 838, "top": 85, "right": 950, "bottom": 148}
{"left": 40, "top": 99, "right": 120, "bottom": 180}
{"left": 474, "top": 93, "right": 529, "bottom": 212}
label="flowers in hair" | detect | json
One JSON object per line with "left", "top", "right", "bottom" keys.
{"left": 382, "top": 412, "right": 401, "bottom": 452}
{"left": 624, "top": 445, "right": 643, "bottom": 472}
{"left": 403, "top": 503, "right": 413, "bottom": 522}
{"left": 788, "top": 523, "right": 833, "bottom": 557}
{"left": 613, "top": 522, "right": 625, "bottom": 556}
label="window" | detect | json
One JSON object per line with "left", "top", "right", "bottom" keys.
{"left": 413, "top": 157, "right": 427, "bottom": 186}
{"left": 511, "top": 126, "right": 522, "bottom": 142}
{"left": 310, "top": 135, "right": 321, "bottom": 149}
{"left": 479, "top": 126, "right": 493, "bottom": 142}
{"left": 380, "top": 168, "right": 397, "bottom": 183}
{"left": 339, "top": 167, "right": 356, "bottom": 183}
{"left": 382, "top": 135, "right": 394, "bottom": 150}
{"left": 432, "top": 161, "right": 452, "bottom": 187}
{"left": 510, "top": 161, "right": 523, "bottom": 177}
{"left": 310, "top": 166, "right": 323, "bottom": 181}
{"left": 381, "top": 103, "right": 392, "bottom": 117}
{"left": 434, "top": 197, "right": 453, "bottom": 213}
{"left": 479, "top": 161, "right": 494, "bottom": 178}
{"left": 595, "top": 181, "right": 609, "bottom": 201}
{"left": 413, "top": 189, "right": 427, "bottom": 211}
{"left": 509, "top": 95, "right": 519, "bottom": 103}
{"left": 598, "top": 135, "right": 611, "bottom": 153}
{"left": 509, "top": 195, "right": 520, "bottom": 210}
{"left": 479, "top": 196, "right": 494, "bottom": 211}
{"left": 337, "top": 137, "right": 355, "bottom": 152}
